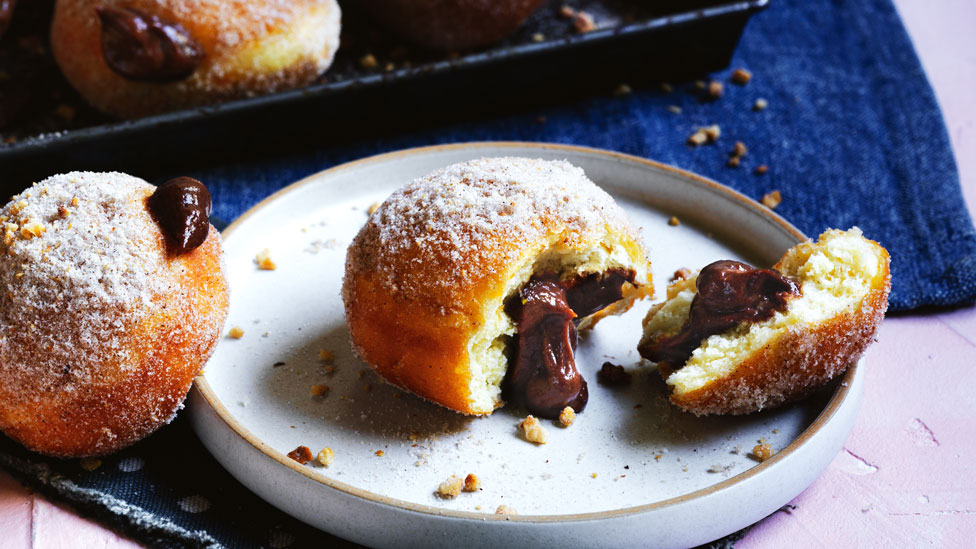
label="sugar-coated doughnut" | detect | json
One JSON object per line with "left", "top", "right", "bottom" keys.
{"left": 343, "top": 157, "right": 652, "bottom": 418}
{"left": 361, "top": 0, "right": 546, "bottom": 51}
{"left": 0, "top": 172, "right": 229, "bottom": 456}
{"left": 50, "top": 0, "right": 341, "bottom": 118}
{"left": 639, "top": 228, "right": 890, "bottom": 415}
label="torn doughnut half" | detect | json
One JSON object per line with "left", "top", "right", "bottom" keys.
{"left": 638, "top": 228, "right": 890, "bottom": 416}
{"left": 342, "top": 157, "right": 652, "bottom": 418}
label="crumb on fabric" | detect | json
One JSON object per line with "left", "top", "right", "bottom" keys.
{"left": 731, "top": 68, "right": 752, "bottom": 85}
{"left": 755, "top": 164, "right": 769, "bottom": 175}
{"left": 761, "top": 190, "right": 782, "bottom": 209}
{"left": 707, "top": 81, "right": 723, "bottom": 99}
{"left": 754, "top": 98, "right": 768, "bottom": 111}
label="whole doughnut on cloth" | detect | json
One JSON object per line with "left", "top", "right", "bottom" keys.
{"left": 639, "top": 228, "right": 890, "bottom": 416}
{"left": 0, "top": 172, "right": 229, "bottom": 457}
{"left": 50, "top": 0, "right": 341, "bottom": 118}
{"left": 343, "top": 157, "right": 652, "bottom": 416}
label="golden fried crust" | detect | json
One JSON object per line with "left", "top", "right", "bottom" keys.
{"left": 51, "top": 0, "right": 341, "bottom": 118}
{"left": 666, "top": 247, "right": 890, "bottom": 416}
{"left": 362, "top": 0, "right": 546, "bottom": 51}
{"left": 343, "top": 158, "right": 650, "bottom": 415}
{"left": 0, "top": 230, "right": 228, "bottom": 457}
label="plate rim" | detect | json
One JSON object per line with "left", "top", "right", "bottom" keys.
{"left": 194, "top": 141, "right": 856, "bottom": 523}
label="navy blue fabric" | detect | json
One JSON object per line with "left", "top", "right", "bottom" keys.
{"left": 1, "top": 1, "right": 973, "bottom": 549}
{"left": 194, "top": 0, "right": 975, "bottom": 312}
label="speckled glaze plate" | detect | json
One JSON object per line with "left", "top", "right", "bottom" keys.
{"left": 188, "top": 143, "right": 863, "bottom": 548}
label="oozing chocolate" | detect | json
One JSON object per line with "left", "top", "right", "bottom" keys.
{"left": 96, "top": 6, "right": 203, "bottom": 82}
{"left": 639, "top": 260, "right": 799, "bottom": 366}
{"left": 148, "top": 176, "right": 212, "bottom": 254}
{"left": 505, "top": 268, "right": 636, "bottom": 418}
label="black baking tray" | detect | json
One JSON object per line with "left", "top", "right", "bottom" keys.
{"left": 0, "top": 0, "right": 768, "bottom": 188}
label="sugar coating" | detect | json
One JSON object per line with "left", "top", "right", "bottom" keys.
{"left": 353, "top": 157, "right": 639, "bottom": 304}
{"left": 1, "top": 172, "right": 170, "bottom": 394}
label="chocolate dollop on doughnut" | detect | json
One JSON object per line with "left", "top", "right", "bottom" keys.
{"left": 506, "top": 269, "right": 635, "bottom": 418}
{"left": 96, "top": 6, "right": 203, "bottom": 82}
{"left": 148, "top": 176, "right": 212, "bottom": 254}
{"left": 640, "top": 260, "right": 800, "bottom": 367}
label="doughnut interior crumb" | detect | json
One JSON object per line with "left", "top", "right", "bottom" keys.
{"left": 519, "top": 415, "right": 548, "bottom": 444}
{"left": 558, "top": 406, "right": 576, "bottom": 427}
{"left": 255, "top": 248, "right": 276, "bottom": 270}
{"left": 437, "top": 476, "right": 463, "bottom": 499}
{"left": 463, "top": 474, "right": 481, "bottom": 492}
{"left": 644, "top": 228, "right": 885, "bottom": 397}
{"left": 316, "top": 447, "right": 335, "bottom": 466}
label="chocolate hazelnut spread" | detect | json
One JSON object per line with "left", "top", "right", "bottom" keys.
{"left": 505, "top": 268, "right": 636, "bottom": 418}
{"left": 96, "top": 6, "right": 203, "bottom": 82}
{"left": 639, "top": 260, "right": 799, "bottom": 366}
{"left": 148, "top": 176, "right": 212, "bottom": 254}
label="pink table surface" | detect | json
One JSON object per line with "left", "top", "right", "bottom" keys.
{"left": 2, "top": 1, "right": 974, "bottom": 547}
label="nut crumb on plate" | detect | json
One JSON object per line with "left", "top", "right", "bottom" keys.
{"left": 287, "top": 446, "right": 313, "bottom": 465}
{"left": 311, "top": 384, "right": 329, "bottom": 397}
{"left": 668, "top": 216, "right": 680, "bottom": 226}
{"left": 519, "top": 415, "right": 548, "bottom": 444}
{"left": 495, "top": 505, "right": 517, "bottom": 515}
{"left": 753, "top": 443, "right": 774, "bottom": 462}
{"left": 437, "top": 476, "right": 463, "bottom": 499}
{"left": 317, "top": 447, "right": 335, "bottom": 466}
{"left": 558, "top": 406, "right": 576, "bottom": 427}
{"left": 255, "top": 248, "right": 276, "bottom": 270}
{"left": 319, "top": 349, "right": 335, "bottom": 362}
{"left": 463, "top": 474, "right": 481, "bottom": 492}
{"left": 228, "top": 326, "right": 244, "bottom": 339}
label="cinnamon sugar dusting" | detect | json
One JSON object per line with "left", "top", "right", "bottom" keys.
{"left": 344, "top": 157, "right": 641, "bottom": 309}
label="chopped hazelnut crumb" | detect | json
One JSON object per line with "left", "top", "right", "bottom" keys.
{"left": 761, "top": 190, "right": 782, "bottom": 209}
{"left": 732, "top": 141, "right": 748, "bottom": 157}
{"left": 531, "top": 32, "right": 545, "bottom": 42}
{"left": 731, "top": 68, "right": 752, "bottom": 85}
{"left": 375, "top": 450, "right": 385, "bottom": 457}
{"left": 671, "top": 267, "right": 693, "bottom": 282}
{"left": 20, "top": 220, "right": 46, "bottom": 239}
{"left": 287, "top": 446, "right": 313, "bottom": 464}
{"left": 228, "top": 326, "right": 245, "bottom": 339}
{"left": 359, "top": 53, "right": 379, "bottom": 69}
{"left": 57, "top": 205, "right": 69, "bottom": 218}
{"left": 707, "top": 81, "right": 724, "bottom": 99}
{"left": 612, "top": 83, "right": 632, "bottom": 97}
{"left": 519, "top": 415, "right": 548, "bottom": 444}
{"left": 255, "top": 248, "right": 277, "bottom": 270}
{"left": 753, "top": 98, "right": 768, "bottom": 111}
{"left": 753, "top": 443, "right": 774, "bottom": 462}
{"left": 367, "top": 202, "right": 380, "bottom": 215}
{"left": 80, "top": 458, "right": 102, "bottom": 471}
{"left": 496, "top": 505, "right": 517, "bottom": 515}
{"left": 463, "top": 474, "right": 481, "bottom": 492}
{"left": 558, "top": 406, "right": 576, "bottom": 427}
{"left": 437, "top": 476, "right": 464, "bottom": 499}
{"left": 702, "top": 125, "right": 721, "bottom": 142}
{"left": 597, "top": 362, "right": 632, "bottom": 385}
{"left": 668, "top": 216, "right": 680, "bottom": 226}
{"left": 70, "top": 197, "right": 79, "bottom": 207}
{"left": 319, "top": 349, "right": 335, "bottom": 362}
{"left": 311, "top": 384, "right": 330, "bottom": 397}
{"left": 727, "top": 156, "right": 741, "bottom": 168}
{"left": 687, "top": 131, "right": 707, "bottom": 146}
{"left": 755, "top": 164, "right": 769, "bottom": 175}
{"left": 591, "top": 472, "right": 598, "bottom": 478}
{"left": 573, "top": 11, "right": 596, "bottom": 32}
{"left": 667, "top": 105, "right": 682, "bottom": 114}
{"left": 316, "top": 447, "right": 335, "bottom": 467}
{"left": 558, "top": 5, "right": 575, "bottom": 18}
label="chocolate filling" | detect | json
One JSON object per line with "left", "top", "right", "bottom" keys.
{"left": 639, "top": 260, "right": 800, "bottom": 367}
{"left": 96, "top": 6, "right": 203, "bottom": 82}
{"left": 148, "top": 176, "right": 212, "bottom": 254}
{"left": 505, "top": 268, "right": 636, "bottom": 419}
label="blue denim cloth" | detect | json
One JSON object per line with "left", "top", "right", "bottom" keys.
{"left": 0, "top": 1, "right": 972, "bottom": 549}
{"left": 195, "top": 0, "right": 975, "bottom": 312}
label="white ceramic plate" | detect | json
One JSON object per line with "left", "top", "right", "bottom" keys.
{"left": 188, "top": 143, "right": 862, "bottom": 548}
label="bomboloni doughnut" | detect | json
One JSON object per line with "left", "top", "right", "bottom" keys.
{"left": 638, "top": 228, "right": 890, "bottom": 415}
{"left": 50, "top": 0, "right": 342, "bottom": 118}
{"left": 0, "top": 172, "right": 229, "bottom": 457}
{"left": 343, "top": 157, "right": 652, "bottom": 419}
{"left": 361, "top": 0, "right": 546, "bottom": 51}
